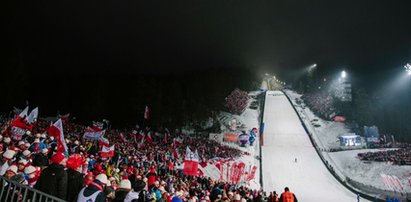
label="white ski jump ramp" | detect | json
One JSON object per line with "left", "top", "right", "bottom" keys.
{"left": 261, "top": 91, "right": 368, "bottom": 201}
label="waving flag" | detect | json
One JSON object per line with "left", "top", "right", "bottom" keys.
{"left": 144, "top": 105, "right": 150, "bottom": 120}
{"left": 173, "top": 137, "right": 183, "bottom": 147}
{"left": 25, "top": 107, "right": 38, "bottom": 124}
{"left": 10, "top": 106, "right": 29, "bottom": 129}
{"left": 183, "top": 147, "right": 199, "bottom": 176}
{"left": 101, "top": 145, "right": 115, "bottom": 158}
{"left": 83, "top": 127, "right": 105, "bottom": 140}
{"left": 47, "top": 119, "right": 68, "bottom": 153}
{"left": 145, "top": 132, "right": 153, "bottom": 145}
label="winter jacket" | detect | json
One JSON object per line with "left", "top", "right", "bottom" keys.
{"left": 34, "top": 163, "right": 68, "bottom": 200}
{"left": 66, "top": 169, "right": 85, "bottom": 202}
{"left": 78, "top": 179, "right": 106, "bottom": 202}
{"left": 113, "top": 190, "right": 130, "bottom": 202}
{"left": 279, "top": 191, "right": 297, "bottom": 202}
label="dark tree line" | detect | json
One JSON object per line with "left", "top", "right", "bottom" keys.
{"left": 0, "top": 64, "right": 258, "bottom": 130}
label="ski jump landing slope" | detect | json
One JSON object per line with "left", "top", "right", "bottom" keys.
{"left": 261, "top": 91, "right": 368, "bottom": 202}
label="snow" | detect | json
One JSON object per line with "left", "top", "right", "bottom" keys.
{"left": 261, "top": 91, "right": 368, "bottom": 201}
{"left": 284, "top": 89, "right": 411, "bottom": 200}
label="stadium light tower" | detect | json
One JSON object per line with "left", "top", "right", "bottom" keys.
{"left": 405, "top": 63, "right": 411, "bottom": 75}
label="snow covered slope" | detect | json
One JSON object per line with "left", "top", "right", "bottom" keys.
{"left": 261, "top": 91, "right": 368, "bottom": 201}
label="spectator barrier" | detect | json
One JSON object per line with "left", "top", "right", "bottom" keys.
{"left": 0, "top": 175, "right": 66, "bottom": 202}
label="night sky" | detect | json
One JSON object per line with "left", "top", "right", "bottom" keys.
{"left": 2, "top": 1, "right": 411, "bottom": 126}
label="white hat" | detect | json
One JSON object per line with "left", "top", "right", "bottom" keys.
{"left": 7, "top": 165, "right": 18, "bottom": 175}
{"left": 41, "top": 148, "right": 48, "bottom": 154}
{"left": 18, "top": 159, "right": 28, "bottom": 165}
{"left": 0, "top": 134, "right": 3, "bottom": 140}
{"left": 159, "top": 186, "right": 166, "bottom": 193}
{"left": 34, "top": 138, "right": 40, "bottom": 143}
{"left": 115, "top": 168, "right": 120, "bottom": 173}
{"left": 96, "top": 174, "right": 107, "bottom": 185}
{"left": 109, "top": 177, "right": 116, "bottom": 182}
{"left": 74, "top": 140, "right": 79, "bottom": 145}
{"left": 26, "top": 131, "right": 32, "bottom": 135}
{"left": 119, "top": 179, "right": 132, "bottom": 189}
{"left": 4, "top": 137, "right": 11, "bottom": 143}
{"left": 234, "top": 194, "right": 241, "bottom": 201}
{"left": 49, "top": 136, "right": 54, "bottom": 141}
{"left": 35, "top": 133, "right": 41, "bottom": 138}
{"left": 23, "top": 150, "right": 31, "bottom": 156}
{"left": 106, "top": 179, "right": 112, "bottom": 187}
{"left": 3, "top": 150, "right": 15, "bottom": 160}
{"left": 24, "top": 165, "right": 37, "bottom": 175}
{"left": 24, "top": 143, "right": 31, "bottom": 148}
{"left": 155, "top": 181, "right": 160, "bottom": 186}
{"left": 41, "top": 134, "right": 47, "bottom": 139}
{"left": 18, "top": 141, "right": 25, "bottom": 146}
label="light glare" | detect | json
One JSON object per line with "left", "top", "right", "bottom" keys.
{"left": 341, "top": 70, "right": 347, "bottom": 78}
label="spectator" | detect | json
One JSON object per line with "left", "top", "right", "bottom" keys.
{"left": 279, "top": 187, "right": 297, "bottom": 202}
{"left": 113, "top": 179, "right": 132, "bottom": 202}
{"left": 124, "top": 179, "right": 147, "bottom": 202}
{"left": 35, "top": 152, "right": 68, "bottom": 200}
{"left": 77, "top": 173, "right": 107, "bottom": 202}
{"left": 66, "top": 154, "right": 85, "bottom": 202}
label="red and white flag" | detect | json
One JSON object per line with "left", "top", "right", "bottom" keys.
{"left": 145, "top": 132, "right": 153, "bottom": 145}
{"left": 101, "top": 145, "right": 115, "bottom": 158}
{"left": 92, "top": 121, "right": 104, "bottom": 131}
{"left": 99, "top": 136, "right": 110, "bottom": 147}
{"left": 183, "top": 147, "right": 199, "bottom": 176}
{"left": 119, "top": 133, "right": 125, "bottom": 142}
{"left": 173, "top": 149, "right": 180, "bottom": 160}
{"left": 173, "top": 137, "right": 183, "bottom": 147}
{"left": 144, "top": 105, "right": 150, "bottom": 120}
{"left": 10, "top": 106, "right": 29, "bottom": 129}
{"left": 25, "top": 107, "right": 38, "bottom": 124}
{"left": 47, "top": 119, "right": 68, "bottom": 153}
{"left": 59, "top": 113, "right": 70, "bottom": 121}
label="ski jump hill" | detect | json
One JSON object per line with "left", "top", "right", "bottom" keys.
{"left": 261, "top": 91, "right": 369, "bottom": 202}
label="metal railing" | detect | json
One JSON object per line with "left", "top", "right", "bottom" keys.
{"left": 0, "top": 175, "right": 66, "bottom": 202}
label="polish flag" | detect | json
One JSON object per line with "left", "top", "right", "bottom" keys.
{"left": 119, "top": 133, "right": 125, "bottom": 142}
{"left": 173, "top": 149, "right": 180, "bottom": 160}
{"left": 25, "top": 107, "right": 39, "bottom": 130}
{"left": 145, "top": 132, "right": 153, "bottom": 145}
{"left": 183, "top": 147, "right": 199, "bottom": 176}
{"left": 101, "top": 145, "right": 115, "bottom": 158}
{"left": 99, "top": 136, "right": 110, "bottom": 147}
{"left": 173, "top": 137, "right": 183, "bottom": 147}
{"left": 46, "top": 119, "right": 68, "bottom": 153}
{"left": 144, "top": 106, "right": 150, "bottom": 120}
{"left": 10, "top": 106, "right": 29, "bottom": 129}
{"left": 25, "top": 107, "right": 38, "bottom": 124}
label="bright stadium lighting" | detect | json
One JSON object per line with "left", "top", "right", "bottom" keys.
{"left": 341, "top": 70, "right": 347, "bottom": 78}
{"left": 405, "top": 63, "right": 411, "bottom": 75}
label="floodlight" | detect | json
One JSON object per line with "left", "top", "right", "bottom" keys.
{"left": 341, "top": 70, "right": 347, "bottom": 78}
{"left": 405, "top": 63, "right": 411, "bottom": 75}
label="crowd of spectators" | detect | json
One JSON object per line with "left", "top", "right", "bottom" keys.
{"left": 300, "top": 93, "right": 337, "bottom": 120}
{"left": 0, "top": 114, "right": 267, "bottom": 202}
{"left": 225, "top": 89, "right": 249, "bottom": 115}
{"left": 357, "top": 146, "right": 411, "bottom": 165}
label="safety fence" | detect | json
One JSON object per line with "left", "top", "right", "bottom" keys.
{"left": 0, "top": 175, "right": 66, "bottom": 202}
